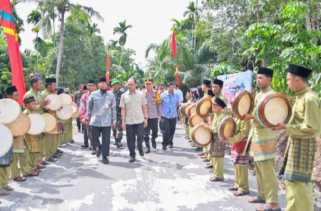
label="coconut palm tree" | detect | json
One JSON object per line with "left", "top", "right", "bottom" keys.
{"left": 21, "top": 0, "right": 103, "bottom": 86}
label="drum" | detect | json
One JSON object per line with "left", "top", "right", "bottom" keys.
{"left": 0, "top": 98, "right": 21, "bottom": 124}
{"left": 180, "top": 102, "right": 192, "bottom": 116}
{"left": 196, "top": 96, "right": 212, "bottom": 117}
{"left": 257, "top": 93, "right": 292, "bottom": 128}
{"left": 71, "top": 103, "right": 79, "bottom": 119}
{"left": 5, "top": 113, "right": 31, "bottom": 136}
{"left": 191, "top": 123, "right": 213, "bottom": 147}
{"left": 186, "top": 103, "right": 197, "bottom": 117}
{"left": 42, "top": 113, "right": 57, "bottom": 133}
{"left": 0, "top": 124, "right": 13, "bottom": 157}
{"left": 188, "top": 113, "right": 205, "bottom": 127}
{"left": 218, "top": 117, "right": 237, "bottom": 140}
{"left": 56, "top": 105, "right": 73, "bottom": 120}
{"left": 45, "top": 94, "right": 62, "bottom": 111}
{"left": 59, "top": 93, "right": 73, "bottom": 105}
{"left": 232, "top": 91, "right": 254, "bottom": 119}
{"left": 28, "top": 113, "right": 46, "bottom": 135}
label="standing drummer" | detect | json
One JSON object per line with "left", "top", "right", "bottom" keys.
{"left": 226, "top": 115, "right": 250, "bottom": 196}
{"left": 23, "top": 96, "right": 42, "bottom": 176}
{"left": 209, "top": 97, "right": 227, "bottom": 182}
{"left": 24, "top": 77, "right": 48, "bottom": 169}
{"left": 5, "top": 86, "right": 32, "bottom": 182}
{"left": 273, "top": 64, "right": 320, "bottom": 211}
{"left": 40, "top": 77, "right": 62, "bottom": 162}
{"left": 243, "top": 67, "right": 280, "bottom": 211}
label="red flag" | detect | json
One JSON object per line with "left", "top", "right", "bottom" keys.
{"left": 0, "top": 0, "right": 26, "bottom": 104}
{"left": 171, "top": 32, "right": 177, "bottom": 59}
{"left": 175, "top": 64, "right": 181, "bottom": 88}
{"left": 105, "top": 48, "right": 111, "bottom": 83}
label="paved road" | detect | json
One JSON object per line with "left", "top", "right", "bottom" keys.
{"left": 0, "top": 125, "right": 286, "bottom": 211}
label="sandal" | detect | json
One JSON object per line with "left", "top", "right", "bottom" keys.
{"left": 228, "top": 187, "right": 238, "bottom": 191}
{"left": 248, "top": 196, "right": 265, "bottom": 204}
{"left": 209, "top": 177, "right": 224, "bottom": 182}
{"left": 14, "top": 176, "right": 27, "bottom": 182}
{"left": 233, "top": 190, "right": 249, "bottom": 196}
{"left": 256, "top": 205, "right": 281, "bottom": 211}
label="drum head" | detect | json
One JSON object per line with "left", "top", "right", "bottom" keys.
{"left": 56, "top": 105, "right": 73, "bottom": 120}
{"left": 59, "top": 93, "right": 73, "bottom": 105}
{"left": 189, "top": 114, "right": 205, "bottom": 127}
{"left": 28, "top": 113, "right": 46, "bottom": 135}
{"left": 6, "top": 113, "right": 31, "bottom": 136}
{"left": 232, "top": 91, "right": 254, "bottom": 119}
{"left": 0, "top": 124, "right": 13, "bottom": 157}
{"left": 0, "top": 98, "right": 21, "bottom": 124}
{"left": 45, "top": 94, "right": 62, "bottom": 111}
{"left": 219, "top": 117, "right": 236, "bottom": 140}
{"left": 42, "top": 113, "right": 57, "bottom": 133}
{"left": 196, "top": 96, "right": 212, "bottom": 117}
{"left": 71, "top": 103, "right": 79, "bottom": 118}
{"left": 187, "top": 103, "right": 197, "bottom": 117}
{"left": 258, "top": 93, "right": 291, "bottom": 127}
{"left": 191, "top": 123, "right": 212, "bottom": 146}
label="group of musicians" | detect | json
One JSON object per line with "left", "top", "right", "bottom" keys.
{"left": 0, "top": 64, "right": 320, "bottom": 210}
{"left": 0, "top": 76, "right": 73, "bottom": 198}
{"left": 185, "top": 64, "right": 320, "bottom": 211}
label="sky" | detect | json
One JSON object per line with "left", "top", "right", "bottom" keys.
{"left": 15, "top": 0, "right": 191, "bottom": 67}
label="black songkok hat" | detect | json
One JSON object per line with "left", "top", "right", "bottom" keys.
{"left": 88, "top": 80, "right": 95, "bottom": 84}
{"left": 212, "top": 79, "right": 224, "bottom": 88}
{"left": 257, "top": 67, "right": 273, "bottom": 78}
{"left": 213, "top": 97, "right": 226, "bottom": 108}
{"left": 5, "top": 86, "right": 17, "bottom": 96}
{"left": 99, "top": 77, "right": 107, "bottom": 83}
{"left": 45, "top": 77, "right": 56, "bottom": 84}
{"left": 288, "top": 64, "right": 312, "bottom": 79}
{"left": 24, "top": 96, "right": 35, "bottom": 104}
{"left": 202, "top": 79, "right": 211, "bottom": 88}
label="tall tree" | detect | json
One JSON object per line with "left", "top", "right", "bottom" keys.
{"left": 113, "top": 20, "right": 132, "bottom": 46}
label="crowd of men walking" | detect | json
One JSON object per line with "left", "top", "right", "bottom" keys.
{"left": 75, "top": 77, "right": 183, "bottom": 164}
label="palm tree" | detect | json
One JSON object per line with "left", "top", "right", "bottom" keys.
{"left": 113, "top": 20, "right": 132, "bottom": 46}
{"left": 21, "top": 0, "right": 103, "bottom": 86}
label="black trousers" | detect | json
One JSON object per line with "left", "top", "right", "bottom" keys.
{"left": 112, "top": 119, "right": 123, "bottom": 144}
{"left": 82, "top": 124, "right": 93, "bottom": 148}
{"left": 144, "top": 118, "right": 158, "bottom": 149}
{"left": 76, "top": 118, "right": 81, "bottom": 132}
{"left": 126, "top": 123, "right": 144, "bottom": 158}
{"left": 91, "top": 126, "right": 111, "bottom": 157}
{"left": 161, "top": 117, "right": 177, "bottom": 147}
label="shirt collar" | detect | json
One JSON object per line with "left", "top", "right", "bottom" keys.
{"left": 295, "top": 87, "right": 310, "bottom": 96}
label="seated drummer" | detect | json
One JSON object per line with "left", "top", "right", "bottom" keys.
{"left": 209, "top": 97, "right": 227, "bottom": 182}
{"left": 23, "top": 96, "right": 42, "bottom": 176}
{"left": 225, "top": 115, "right": 250, "bottom": 196}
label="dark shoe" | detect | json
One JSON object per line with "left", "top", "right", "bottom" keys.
{"left": 228, "top": 187, "right": 238, "bottom": 191}
{"left": 248, "top": 196, "right": 265, "bottom": 204}
{"left": 169, "top": 144, "right": 173, "bottom": 148}
{"left": 206, "top": 164, "right": 213, "bottom": 169}
{"left": 70, "top": 140, "right": 75, "bottom": 143}
{"left": 209, "top": 177, "right": 224, "bottom": 182}
{"left": 41, "top": 161, "right": 49, "bottom": 165}
{"left": 57, "top": 149, "right": 63, "bottom": 154}
{"left": 96, "top": 149, "right": 101, "bottom": 158}
{"left": 129, "top": 157, "right": 136, "bottom": 163}
{"left": 3, "top": 185, "right": 14, "bottom": 191}
{"left": 116, "top": 142, "right": 122, "bottom": 149}
{"left": 145, "top": 148, "right": 151, "bottom": 154}
{"left": 233, "top": 190, "right": 249, "bottom": 196}
{"left": 151, "top": 141, "right": 157, "bottom": 149}
{"left": 102, "top": 157, "right": 109, "bottom": 164}
{"left": 139, "top": 151, "right": 144, "bottom": 157}
{"left": 37, "top": 164, "right": 45, "bottom": 169}
{"left": 81, "top": 145, "right": 88, "bottom": 149}
{"left": 91, "top": 151, "right": 96, "bottom": 155}
{"left": 47, "top": 157, "right": 57, "bottom": 162}
{"left": 162, "top": 145, "right": 167, "bottom": 151}
{"left": 14, "top": 176, "right": 27, "bottom": 182}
